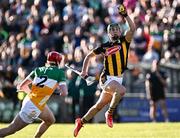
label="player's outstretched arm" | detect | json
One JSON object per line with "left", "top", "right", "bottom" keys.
{"left": 17, "top": 73, "right": 33, "bottom": 94}
{"left": 81, "top": 51, "right": 95, "bottom": 78}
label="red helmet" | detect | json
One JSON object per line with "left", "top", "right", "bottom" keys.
{"left": 47, "top": 51, "right": 62, "bottom": 64}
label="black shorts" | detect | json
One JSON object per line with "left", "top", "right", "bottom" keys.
{"left": 151, "top": 91, "right": 165, "bottom": 102}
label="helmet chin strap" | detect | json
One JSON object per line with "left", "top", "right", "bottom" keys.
{"left": 110, "top": 36, "right": 120, "bottom": 43}
{"left": 112, "top": 36, "right": 119, "bottom": 40}
{"left": 108, "top": 32, "right": 121, "bottom": 42}
{"left": 57, "top": 62, "right": 61, "bottom": 68}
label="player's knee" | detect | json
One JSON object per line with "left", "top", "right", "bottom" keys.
{"left": 120, "top": 87, "right": 126, "bottom": 96}
{"left": 45, "top": 116, "right": 56, "bottom": 126}
{"left": 116, "top": 86, "right": 126, "bottom": 97}
{"left": 50, "top": 116, "right": 56, "bottom": 124}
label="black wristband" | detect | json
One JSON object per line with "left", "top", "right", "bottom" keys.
{"left": 123, "top": 13, "right": 128, "bottom": 17}
{"left": 84, "top": 75, "right": 88, "bottom": 79}
{"left": 120, "top": 13, "right": 127, "bottom": 17}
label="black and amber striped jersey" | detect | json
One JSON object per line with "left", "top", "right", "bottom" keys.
{"left": 93, "top": 36, "right": 130, "bottom": 77}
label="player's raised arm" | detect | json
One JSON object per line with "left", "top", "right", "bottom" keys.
{"left": 118, "top": 4, "right": 136, "bottom": 42}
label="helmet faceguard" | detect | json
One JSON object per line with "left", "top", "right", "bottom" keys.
{"left": 107, "top": 23, "right": 122, "bottom": 41}
{"left": 47, "top": 51, "right": 62, "bottom": 66}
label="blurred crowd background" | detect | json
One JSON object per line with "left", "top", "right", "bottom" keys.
{"left": 0, "top": 0, "right": 179, "bottom": 123}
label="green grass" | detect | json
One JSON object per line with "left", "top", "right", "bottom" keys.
{"left": 0, "top": 123, "right": 180, "bottom": 138}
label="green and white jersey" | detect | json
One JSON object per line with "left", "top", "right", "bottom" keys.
{"left": 27, "top": 66, "right": 66, "bottom": 110}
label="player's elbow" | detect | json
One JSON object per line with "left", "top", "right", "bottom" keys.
{"left": 86, "top": 51, "right": 95, "bottom": 59}
{"left": 60, "top": 88, "right": 68, "bottom": 96}
{"left": 18, "top": 85, "right": 25, "bottom": 91}
{"left": 59, "top": 84, "right": 68, "bottom": 96}
{"left": 131, "top": 24, "right": 136, "bottom": 32}
{"left": 61, "top": 90, "right": 68, "bottom": 96}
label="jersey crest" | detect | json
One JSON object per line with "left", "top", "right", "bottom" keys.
{"left": 105, "top": 45, "right": 121, "bottom": 56}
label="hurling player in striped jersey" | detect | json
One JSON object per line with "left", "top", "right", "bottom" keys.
{"left": 73, "top": 4, "right": 135, "bottom": 137}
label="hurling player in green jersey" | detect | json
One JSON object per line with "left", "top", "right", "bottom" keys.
{"left": 0, "top": 51, "right": 68, "bottom": 138}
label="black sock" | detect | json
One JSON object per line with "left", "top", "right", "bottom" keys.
{"left": 81, "top": 118, "right": 88, "bottom": 124}
{"left": 108, "top": 107, "right": 115, "bottom": 115}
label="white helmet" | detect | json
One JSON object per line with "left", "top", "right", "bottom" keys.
{"left": 107, "top": 23, "right": 122, "bottom": 41}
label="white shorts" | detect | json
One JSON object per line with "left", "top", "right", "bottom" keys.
{"left": 19, "top": 96, "right": 41, "bottom": 124}
{"left": 100, "top": 75, "right": 123, "bottom": 90}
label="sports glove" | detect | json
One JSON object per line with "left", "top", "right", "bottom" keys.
{"left": 118, "top": 4, "right": 127, "bottom": 17}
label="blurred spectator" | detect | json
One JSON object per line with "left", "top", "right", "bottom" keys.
{"left": 0, "top": 23, "right": 8, "bottom": 45}
{"left": 1, "top": 66, "right": 18, "bottom": 108}
{"left": 149, "top": 22, "right": 163, "bottom": 56}
{"left": 72, "top": 47, "right": 84, "bottom": 68}
{"left": 79, "top": 39, "right": 89, "bottom": 55}
{"left": 145, "top": 60, "right": 169, "bottom": 122}
{"left": 73, "top": 26, "right": 87, "bottom": 48}
{"left": 142, "top": 45, "right": 159, "bottom": 64}
{"left": 62, "top": 34, "right": 74, "bottom": 62}
{"left": 133, "top": 27, "right": 148, "bottom": 59}
{"left": 75, "top": 1, "right": 88, "bottom": 23}
{"left": 62, "top": 0, "right": 76, "bottom": 35}
{"left": 26, "top": 15, "right": 40, "bottom": 38}
{"left": 79, "top": 79, "right": 98, "bottom": 123}
{"left": 66, "top": 69, "right": 80, "bottom": 122}
{"left": 13, "top": 66, "right": 27, "bottom": 107}
{"left": 128, "top": 48, "right": 141, "bottom": 78}
{"left": 28, "top": 46, "right": 41, "bottom": 70}
{"left": 90, "top": 16, "right": 105, "bottom": 36}
{"left": 17, "top": 43, "right": 32, "bottom": 69}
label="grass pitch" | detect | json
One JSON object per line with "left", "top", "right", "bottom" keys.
{"left": 0, "top": 123, "right": 180, "bottom": 138}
